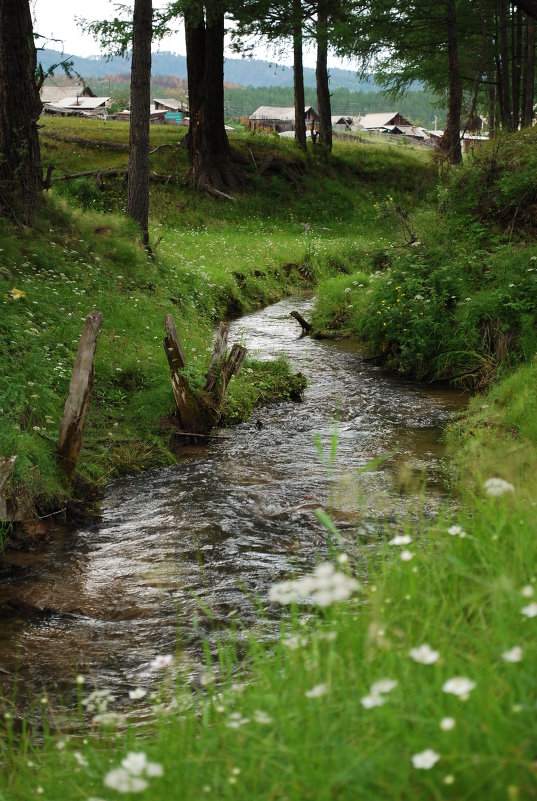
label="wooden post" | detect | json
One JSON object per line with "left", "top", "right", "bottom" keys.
{"left": 163, "top": 314, "right": 213, "bottom": 434}
{"left": 205, "top": 321, "right": 230, "bottom": 392}
{"left": 57, "top": 311, "right": 103, "bottom": 480}
{"left": 0, "top": 455, "right": 17, "bottom": 520}
{"left": 290, "top": 310, "right": 312, "bottom": 334}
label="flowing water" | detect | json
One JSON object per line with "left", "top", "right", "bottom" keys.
{"left": 0, "top": 297, "right": 466, "bottom": 705}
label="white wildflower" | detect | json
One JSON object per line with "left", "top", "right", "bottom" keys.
{"left": 305, "top": 683, "right": 328, "bottom": 699}
{"left": 409, "top": 644, "right": 440, "bottom": 665}
{"left": 520, "top": 585, "right": 534, "bottom": 598}
{"left": 400, "top": 550, "right": 413, "bottom": 561}
{"left": 129, "top": 688, "right": 147, "bottom": 700}
{"left": 447, "top": 525, "right": 463, "bottom": 536}
{"left": 73, "top": 751, "right": 88, "bottom": 767}
{"left": 389, "top": 534, "right": 412, "bottom": 545}
{"left": 443, "top": 774, "right": 455, "bottom": 785}
{"left": 411, "top": 749, "right": 440, "bottom": 769}
{"left": 93, "top": 712, "right": 127, "bottom": 727}
{"left": 521, "top": 602, "right": 537, "bottom": 618}
{"left": 502, "top": 646, "right": 523, "bottom": 663}
{"left": 360, "top": 692, "right": 386, "bottom": 709}
{"left": 484, "top": 477, "right": 514, "bottom": 496}
{"left": 104, "top": 768, "right": 148, "bottom": 794}
{"left": 82, "top": 689, "right": 114, "bottom": 714}
{"left": 370, "top": 678, "right": 397, "bottom": 694}
{"left": 253, "top": 710, "right": 272, "bottom": 725}
{"left": 442, "top": 677, "right": 476, "bottom": 698}
{"left": 440, "top": 717, "right": 456, "bottom": 731}
{"left": 269, "top": 562, "right": 359, "bottom": 607}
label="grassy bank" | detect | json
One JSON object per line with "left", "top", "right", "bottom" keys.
{"left": 0, "top": 122, "right": 433, "bottom": 528}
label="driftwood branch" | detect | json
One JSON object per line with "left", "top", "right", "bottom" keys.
{"left": 290, "top": 310, "right": 312, "bottom": 333}
{"left": 52, "top": 168, "right": 183, "bottom": 185}
{"left": 57, "top": 311, "right": 103, "bottom": 480}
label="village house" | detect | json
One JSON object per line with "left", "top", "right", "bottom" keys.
{"left": 247, "top": 105, "right": 318, "bottom": 133}
{"left": 42, "top": 94, "right": 111, "bottom": 117}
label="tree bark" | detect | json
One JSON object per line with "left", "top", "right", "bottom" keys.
{"left": 499, "top": 0, "right": 514, "bottom": 127}
{"left": 523, "top": 15, "right": 535, "bottom": 124}
{"left": 316, "top": 2, "right": 332, "bottom": 152}
{"left": 512, "top": 5, "right": 523, "bottom": 128}
{"left": 487, "top": 70, "right": 497, "bottom": 132}
{"left": 292, "top": 0, "right": 307, "bottom": 152}
{"left": 0, "top": 0, "right": 42, "bottom": 226}
{"left": 127, "top": 0, "right": 152, "bottom": 245}
{"left": 185, "top": 10, "right": 237, "bottom": 194}
{"left": 440, "top": 0, "right": 463, "bottom": 164}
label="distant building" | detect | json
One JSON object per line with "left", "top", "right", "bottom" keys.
{"left": 153, "top": 98, "right": 189, "bottom": 114}
{"left": 354, "top": 112, "right": 413, "bottom": 131}
{"left": 42, "top": 95, "right": 111, "bottom": 117}
{"left": 248, "top": 105, "right": 318, "bottom": 133}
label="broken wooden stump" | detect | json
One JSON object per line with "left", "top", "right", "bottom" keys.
{"left": 290, "top": 310, "right": 312, "bottom": 334}
{"left": 163, "top": 314, "right": 247, "bottom": 435}
{"left": 0, "top": 455, "right": 17, "bottom": 521}
{"left": 57, "top": 311, "right": 103, "bottom": 480}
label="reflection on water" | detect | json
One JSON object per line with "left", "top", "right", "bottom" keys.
{"left": 0, "top": 297, "right": 466, "bottom": 702}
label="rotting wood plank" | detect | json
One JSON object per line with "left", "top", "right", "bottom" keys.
{"left": 204, "top": 321, "right": 230, "bottom": 392}
{"left": 57, "top": 311, "right": 103, "bottom": 480}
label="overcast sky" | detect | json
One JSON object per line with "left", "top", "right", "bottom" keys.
{"left": 32, "top": 0, "right": 331, "bottom": 69}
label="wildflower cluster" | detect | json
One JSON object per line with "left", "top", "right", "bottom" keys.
{"left": 104, "top": 752, "right": 163, "bottom": 794}
{"left": 269, "top": 562, "right": 360, "bottom": 607}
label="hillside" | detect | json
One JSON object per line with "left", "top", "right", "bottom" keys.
{"left": 39, "top": 47, "right": 378, "bottom": 91}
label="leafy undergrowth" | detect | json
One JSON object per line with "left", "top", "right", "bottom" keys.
{"left": 2, "top": 480, "right": 536, "bottom": 799}
{"left": 312, "top": 129, "right": 537, "bottom": 387}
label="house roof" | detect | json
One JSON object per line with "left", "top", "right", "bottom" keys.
{"left": 249, "top": 105, "right": 317, "bottom": 121}
{"left": 40, "top": 84, "right": 85, "bottom": 104}
{"left": 154, "top": 98, "right": 188, "bottom": 111}
{"left": 357, "top": 112, "right": 408, "bottom": 129}
{"left": 332, "top": 115, "right": 352, "bottom": 125}
{"left": 47, "top": 96, "right": 110, "bottom": 110}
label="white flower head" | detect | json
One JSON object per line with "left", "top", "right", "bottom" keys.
{"left": 129, "top": 688, "right": 147, "bottom": 700}
{"left": 269, "top": 562, "right": 359, "bottom": 607}
{"left": 502, "top": 646, "right": 523, "bottom": 662}
{"left": 360, "top": 692, "right": 386, "bottom": 709}
{"left": 484, "top": 477, "right": 515, "bottom": 497}
{"left": 253, "top": 710, "right": 273, "bottom": 725}
{"left": 305, "top": 683, "right": 328, "bottom": 699}
{"left": 389, "top": 534, "right": 412, "bottom": 545}
{"left": 104, "top": 768, "right": 148, "bottom": 794}
{"left": 440, "top": 717, "right": 456, "bottom": 731}
{"left": 93, "top": 712, "right": 127, "bottom": 728}
{"left": 521, "top": 602, "right": 537, "bottom": 618}
{"left": 370, "top": 678, "right": 397, "bottom": 694}
{"left": 409, "top": 644, "right": 440, "bottom": 665}
{"left": 520, "top": 585, "right": 534, "bottom": 598}
{"left": 400, "top": 549, "right": 413, "bottom": 562}
{"left": 447, "top": 525, "right": 462, "bottom": 536}
{"left": 442, "top": 677, "right": 476, "bottom": 698}
{"left": 411, "top": 749, "right": 440, "bottom": 769}
{"left": 121, "top": 752, "right": 148, "bottom": 776}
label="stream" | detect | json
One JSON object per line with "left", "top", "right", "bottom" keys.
{"left": 0, "top": 296, "right": 466, "bottom": 707}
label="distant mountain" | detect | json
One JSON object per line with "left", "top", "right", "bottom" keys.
{"left": 38, "top": 48, "right": 377, "bottom": 92}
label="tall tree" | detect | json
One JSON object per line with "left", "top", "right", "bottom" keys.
{"left": 127, "top": 0, "right": 152, "bottom": 245}
{"left": 0, "top": 0, "right": 42, "bottom": 225}
{"left": 315, "top": 0, "right": 332, "bottom": 151}
{"left": 441, "top": 0, "right": 463, "bottom": 163}
{"left": 292, "top": 0, "right": 307, "bottom": 150}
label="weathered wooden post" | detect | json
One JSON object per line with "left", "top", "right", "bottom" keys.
{"left": 163, "top": 315, "right": 247, "bottom": 435}
{"left": 57, "top": 311, "right": 103, "bottom": 480}
{"left": 0, "top": 455, "right": 17, "bottom": 520}
{"left": 163, "top": 313, "right": 213, "bottom": 434}
{"left": 290, "top": 310, "right": 312, "bottom": 334}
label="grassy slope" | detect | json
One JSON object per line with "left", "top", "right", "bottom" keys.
{"left": 0, "top": 120, "right": 433, "bottom": 520}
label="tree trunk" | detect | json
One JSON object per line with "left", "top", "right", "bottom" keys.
{"left": 440, "top": 0, "right": 463, "bottom": 164}
{"left": 523, "top": 15, "right": 535, "bottom": 124}
{"left": 488, "top": 71, "right": 497, "bottom": 132}
{"left": 316, "top": 2, "right": 332, "bottom": 152}
{"left": 127, "top": 0, "right": 152, "bottom": 245}
{"left": 293, "top": 0, "right": 307, "bottom": 152}
{"left": 0, "top": 0, "right": 42, "bottom": 226}
{"left": 185, "top": 10, "right": 237, "bottom": 194}
{"left": 499, "top": 0, "right": 514, "bottom": 127}
{"left": 512, "top": 5, "right": 523, "bottom": 128}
